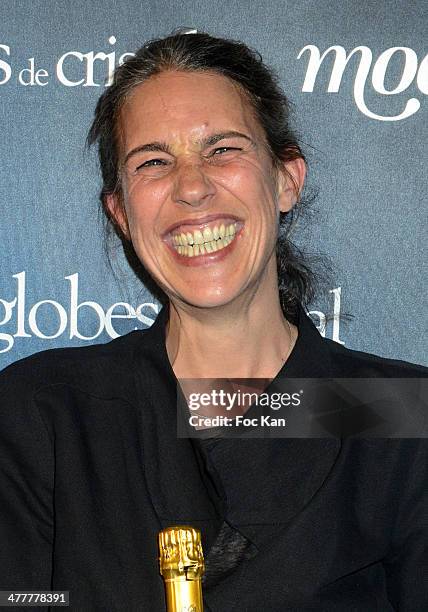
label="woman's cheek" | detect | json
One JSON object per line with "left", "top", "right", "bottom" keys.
{"left": 216, "top": 160, "right": 272, "bottom": 193}
{"left": 211, "top": 163, "right": 252, "bottom": 189}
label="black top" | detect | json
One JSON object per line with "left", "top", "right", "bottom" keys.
{"left": 0, "top": 303, "right": 427, "bottom": 611}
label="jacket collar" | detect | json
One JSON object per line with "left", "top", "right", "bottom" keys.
{"left": 278, "top": 302, "right": 333, "bottom": 378}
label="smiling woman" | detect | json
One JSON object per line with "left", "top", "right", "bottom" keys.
{"left": 88, "top": 35, "right": 309, "bottom": 379}
{"left": 100, "top": 68, "right": 306, "bottom": 380}
{"left": 0, "top": 32, "right": 427, "bottom": 612}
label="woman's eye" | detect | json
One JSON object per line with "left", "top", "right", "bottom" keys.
{"left": 136, "top": 159, "right": 168, "bottom": 171}
{"left": 212, "top": 147, "right": 241, "bottom": 155}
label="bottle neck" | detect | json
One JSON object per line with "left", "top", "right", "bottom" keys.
{"left": 164, "top": 577, "right": 203, "bottom": 612}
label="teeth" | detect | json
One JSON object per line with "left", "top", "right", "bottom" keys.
{"left": 173, "top": 222, "right": 238, "bottom": 257}
{"left": 194, "top": 230, "right": 204, "bottom": 245}
{"left": 203, "top": 227, "right": 214, "bottom": 242}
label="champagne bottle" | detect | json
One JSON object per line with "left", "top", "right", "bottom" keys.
{"left": 158, "top": 525, "right": 205, "bottom": 612}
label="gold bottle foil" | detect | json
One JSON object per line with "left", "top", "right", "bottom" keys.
{"left": 158, "top": 526, "right": 204, "bottom": 612}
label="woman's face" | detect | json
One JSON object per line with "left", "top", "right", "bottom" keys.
{"left": 108, "top": 70, "right": 304, "bottom": 310}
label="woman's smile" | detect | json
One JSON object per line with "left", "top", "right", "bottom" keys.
{"left": 164, "top": 216, "right": 245, "bottom": 265}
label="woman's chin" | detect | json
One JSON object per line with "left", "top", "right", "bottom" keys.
{"left": 172, "top": 289, "right": 243, "bottom": 311}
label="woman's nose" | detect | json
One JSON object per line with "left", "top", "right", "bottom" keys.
{"left": 171, "top": 162, "right": 216, "bottom": 207}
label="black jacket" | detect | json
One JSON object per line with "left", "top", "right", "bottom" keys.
{"left": 0, "top": 304, "right": 427, "bottom": 611}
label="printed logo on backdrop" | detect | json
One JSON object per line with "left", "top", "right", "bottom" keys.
{"left": 0, "top": 272, "right": 344, "bottom": 355}
{"left": 0, "top": 37, "right": 132, "bottom": 88}
{"left": 297, "top": 45, "right": 427, "bottom": 121}
{"left": 0, "top": 272, "right": 158, "bottom": 355}
{"left": 0, "top": 38, "right": 426, "bottom": 120}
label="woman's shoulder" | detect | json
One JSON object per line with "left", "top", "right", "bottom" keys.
{"left": 0, "top": 330, "right": 146, "bottom": 400}
{"left": 322, "top": 336, "right": 428, "bottom": 377}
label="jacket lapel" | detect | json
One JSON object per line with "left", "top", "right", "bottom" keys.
{"left": 200, "top": 307, "right": 342, "bottom": 609}
{"left": 133, "top": 305, "right": 222, "bottom": 552}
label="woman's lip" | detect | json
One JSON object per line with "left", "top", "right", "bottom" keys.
{"left": 165, "top": 224, "right": 244, "bottom": 266}
{"left": 162, "top": 214, "right": 244, "bottom": 237}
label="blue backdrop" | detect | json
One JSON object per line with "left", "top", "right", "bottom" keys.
{"left": 1, "top": 0, "right": 427, "bottom": 370}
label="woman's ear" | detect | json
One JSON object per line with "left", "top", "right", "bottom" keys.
{"left": 277, "top": 157, "right": 307, "bottom": 213}
{"left": 105, "top": 193, "right": 130, "bottom": 240}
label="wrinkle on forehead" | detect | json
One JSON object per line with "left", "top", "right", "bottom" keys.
{"left": 119, "top": 69, "right": 265, "bottom": 153}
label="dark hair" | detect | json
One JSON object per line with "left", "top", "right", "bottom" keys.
{"left": 87, "top": 31, "right": 325, "bottom": 323}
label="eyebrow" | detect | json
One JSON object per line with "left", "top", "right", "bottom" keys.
{"left": 123, "top": 141, "right": 171, "bottom": 166}
{"left": 203, "top": 131, "right": 254, "bottom": 147}
{"left": 123, "top": 131, "right": 254, "bottom": 166}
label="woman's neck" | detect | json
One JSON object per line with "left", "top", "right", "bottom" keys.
{"left": 165, "top": 291, "right": 298, "bottom": 379}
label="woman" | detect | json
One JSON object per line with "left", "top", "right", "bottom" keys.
{"left": 0, "top": 32, "right": 426, "bottom": 611}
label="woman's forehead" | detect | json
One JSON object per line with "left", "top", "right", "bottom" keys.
{"left": 118, "top": 70, "right": 262, "bottom": 147}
